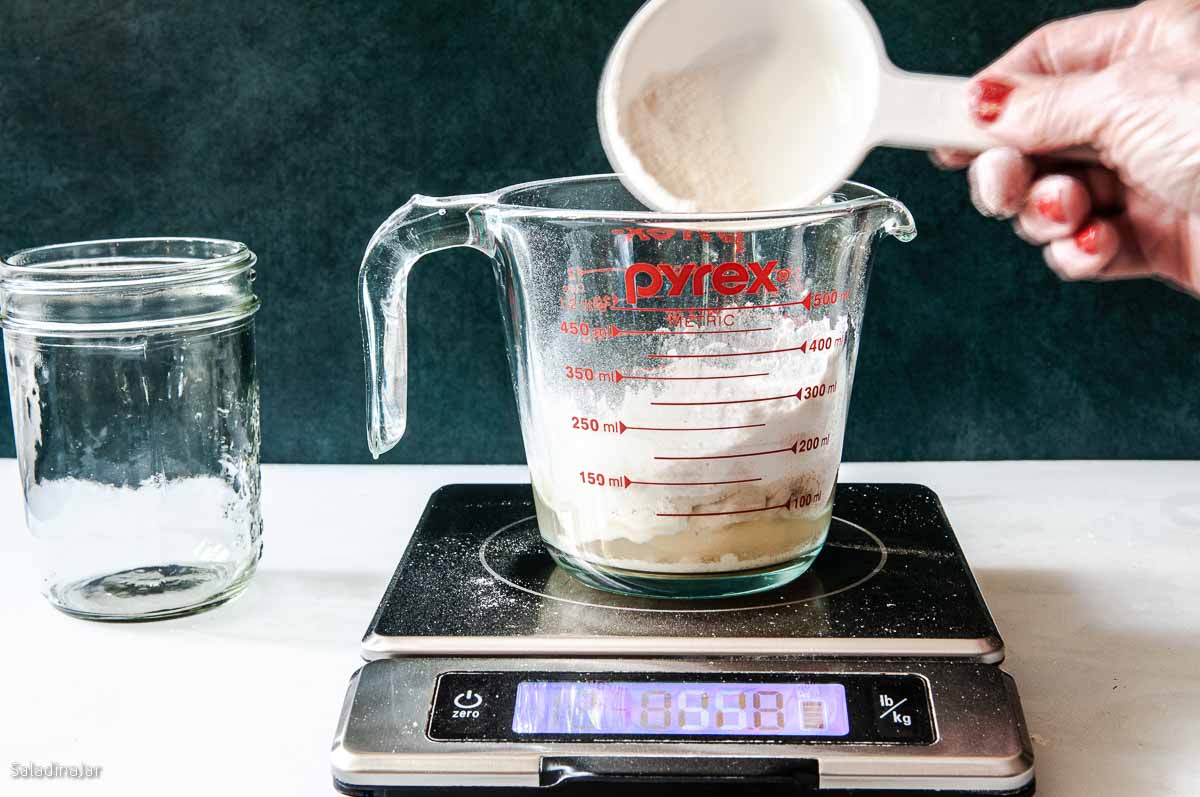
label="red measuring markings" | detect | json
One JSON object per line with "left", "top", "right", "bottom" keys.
{"left": 623, "top": 476, "right": 762, "bottom": 488}
{"left": 610, "top": 294, "right": 814, "bottom": 313}
{"left": 656, "top": 492, "right": 820, "bottom": 518}
{"left": 652, "top": 382, "right": 837, "bottom": 406}
{"left": 656, "top": 501, "right": 790, "bottom": 518}
{"left": 609, "top": 227, "right": 745, "bottom": 254}
{"left": 615, "top": 370, "right": 768, "bottom": 382}
{"left": 654, "top": 441, "right": 800, "bottom": 461}
{"left": 648, "top": 341, "right": 808, "bottom": 359}
{"left": 609, "top": 324, "right": 770, "bottom": 337}
{"left": 652, "top": 392, "right": 793, "bottom": 406}
{"left": 570, "top": 418, "right": 781, "bottom": 435}
{"left": 618, "top": 421, "right": 767, "bottom": 433}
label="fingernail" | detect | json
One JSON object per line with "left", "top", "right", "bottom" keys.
{"left": 970, "top": 78, "right": 1014, "bottom": 124}
{"left": 1035, "top": 194, "right": 1067, "bottom": 223}
{"left": 1075, "top": 221, "right": 1101, "bottom": 255}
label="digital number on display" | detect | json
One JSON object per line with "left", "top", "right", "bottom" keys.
{"left": 511, "top": 681, "right": 850, "bottom": 737}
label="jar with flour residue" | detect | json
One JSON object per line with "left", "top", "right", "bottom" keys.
{"left": 1, "top": 238, "right": 262, "bottom": 620}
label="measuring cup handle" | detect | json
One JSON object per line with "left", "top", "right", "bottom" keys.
{"left": 358, "top": 194, "right": 491, "bottom": 458}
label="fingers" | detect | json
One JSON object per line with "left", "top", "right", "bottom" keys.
{"left": 1080, "top": 166, "right": 1124, "bottom": 214}
{"left": 967, "top": 147, "right": 1035, "bottom": 218}
{"left": 970, "top": 71, "right": 1112, "bottom": 154}
{"left": 961, "top": 158, "right": 1142, "bottom": 287}
{"left": 1015, "top": 174, "right": 1091, "bottom": 243}
{"left": 985, "top": 6, "right": 1139, "bottom": 76}
{"left": 1043, "top": 219, "right": 1122, "bottom": 280}
{"left": 930, "top": 149, "right": 975, "bottom": 171}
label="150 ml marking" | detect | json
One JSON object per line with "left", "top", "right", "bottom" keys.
{"left": 578, "top": 473, "right": 764, "bottom": 489}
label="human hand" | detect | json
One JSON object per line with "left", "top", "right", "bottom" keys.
{"left": 935, "top": 0, "right": 1200, "bottom": 297}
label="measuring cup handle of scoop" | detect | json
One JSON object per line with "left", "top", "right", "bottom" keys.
{"left": 872, "top": 68, "right": 1099, "bottom": 161}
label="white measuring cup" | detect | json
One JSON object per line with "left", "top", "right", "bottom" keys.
{"left": 359, "top": 175, "right": 914, "bottom": 599}
{"left": 598, "top": 0, "right": 1000, "bottom": 211}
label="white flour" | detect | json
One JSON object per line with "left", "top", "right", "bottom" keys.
{"left": 610, "top": 32, "right": 851, "bottom": 212}
{"left": 530, "top": 314, "right": 848, "bottom": 573}
{"left": 25, "top": 476, "right": 258, "bottom": 579}
{"left": 618, "top": 64, "right": 758, "bottom": 213}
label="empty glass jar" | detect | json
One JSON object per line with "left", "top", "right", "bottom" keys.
{"left": 1, "top": 238, "right": 262, "bottom": 620}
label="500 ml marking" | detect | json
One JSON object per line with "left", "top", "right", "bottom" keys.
{"left": 809, "top": 290, "right": 845, "bottom": 308}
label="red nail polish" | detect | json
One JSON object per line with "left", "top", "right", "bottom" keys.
{"left": 1075, "top": 221, "right": 1102, "bottom": 255}
{"left": 970, "top": 78, "right": 1014, "bottom": 124}
{"left": 1036, "top": 195, "right": 1067, "bottom": 223}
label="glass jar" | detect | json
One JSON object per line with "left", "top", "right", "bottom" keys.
{"left": 1, "top": 238, "right": 262, "bottom": 620}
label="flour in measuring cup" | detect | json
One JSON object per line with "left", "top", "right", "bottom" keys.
{"left": 531, "top": 314, "right": 847, "bottom": 574}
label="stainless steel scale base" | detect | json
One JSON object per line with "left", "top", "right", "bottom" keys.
{"left": 331, "top": 484, "right": 1035, "bottom": 795}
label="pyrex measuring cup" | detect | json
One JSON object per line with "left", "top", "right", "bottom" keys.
{"left": 360, "top": 175, "right": 913, "bottom": 599}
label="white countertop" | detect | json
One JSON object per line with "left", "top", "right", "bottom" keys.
{"left": 1, "top": 460, "right": 1197, "bottom": 795}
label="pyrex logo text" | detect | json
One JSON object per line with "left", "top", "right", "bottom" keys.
{"left": 624, "top": 261, "right": 781, "bottom": 305}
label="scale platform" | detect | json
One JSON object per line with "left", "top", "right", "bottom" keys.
{"left": 332, "top": 483, "right": 1034, "bottom": 796}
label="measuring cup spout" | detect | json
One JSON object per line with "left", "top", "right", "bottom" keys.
{"left": 358, "top": 194, "right": 492, "bottom": 458}
{"left": 871, "top": 197, "right": 917, "bottom": 243}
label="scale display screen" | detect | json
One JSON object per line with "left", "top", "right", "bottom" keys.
{"left": 511, "top": 680, "right": 850, "bottom": 737}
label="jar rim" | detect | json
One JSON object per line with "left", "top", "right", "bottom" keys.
{"left": 1, "top": 237, "right": 259, "bottom": 333}
{"left": 1, "top": 237, "right": 252, "bottom": 286}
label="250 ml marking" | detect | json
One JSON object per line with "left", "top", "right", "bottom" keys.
{"left": 570, "top": 418, "right": 768, "bottom": 435}
{"left": 571, "top": 416, "right": 621, "bottom": 434}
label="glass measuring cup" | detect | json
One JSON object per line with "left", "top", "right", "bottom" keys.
{"left": 360, "top": 175, "right": 913, "bottom": 598}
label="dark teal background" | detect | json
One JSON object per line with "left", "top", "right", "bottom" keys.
{"left": 1, "top": 0, "right": 1196, "bottom": 463}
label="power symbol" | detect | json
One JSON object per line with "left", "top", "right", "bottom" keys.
{"left": 453, "top": 690, "right": 484, "bottom": 709}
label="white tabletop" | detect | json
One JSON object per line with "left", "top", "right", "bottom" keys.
{"left": 1, "top": 460, "right": 1197, "bottom": 795}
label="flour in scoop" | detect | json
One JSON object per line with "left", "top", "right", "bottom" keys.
{"left": 618, "top": 65, "right": 759, "bottom": 212}
{"left": 611, "top": 36, "right": 850, "bottom": 211}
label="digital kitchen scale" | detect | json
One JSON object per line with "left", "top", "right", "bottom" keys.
{"left": 331, "top": 483, "right": 1034, "bottom": 795}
